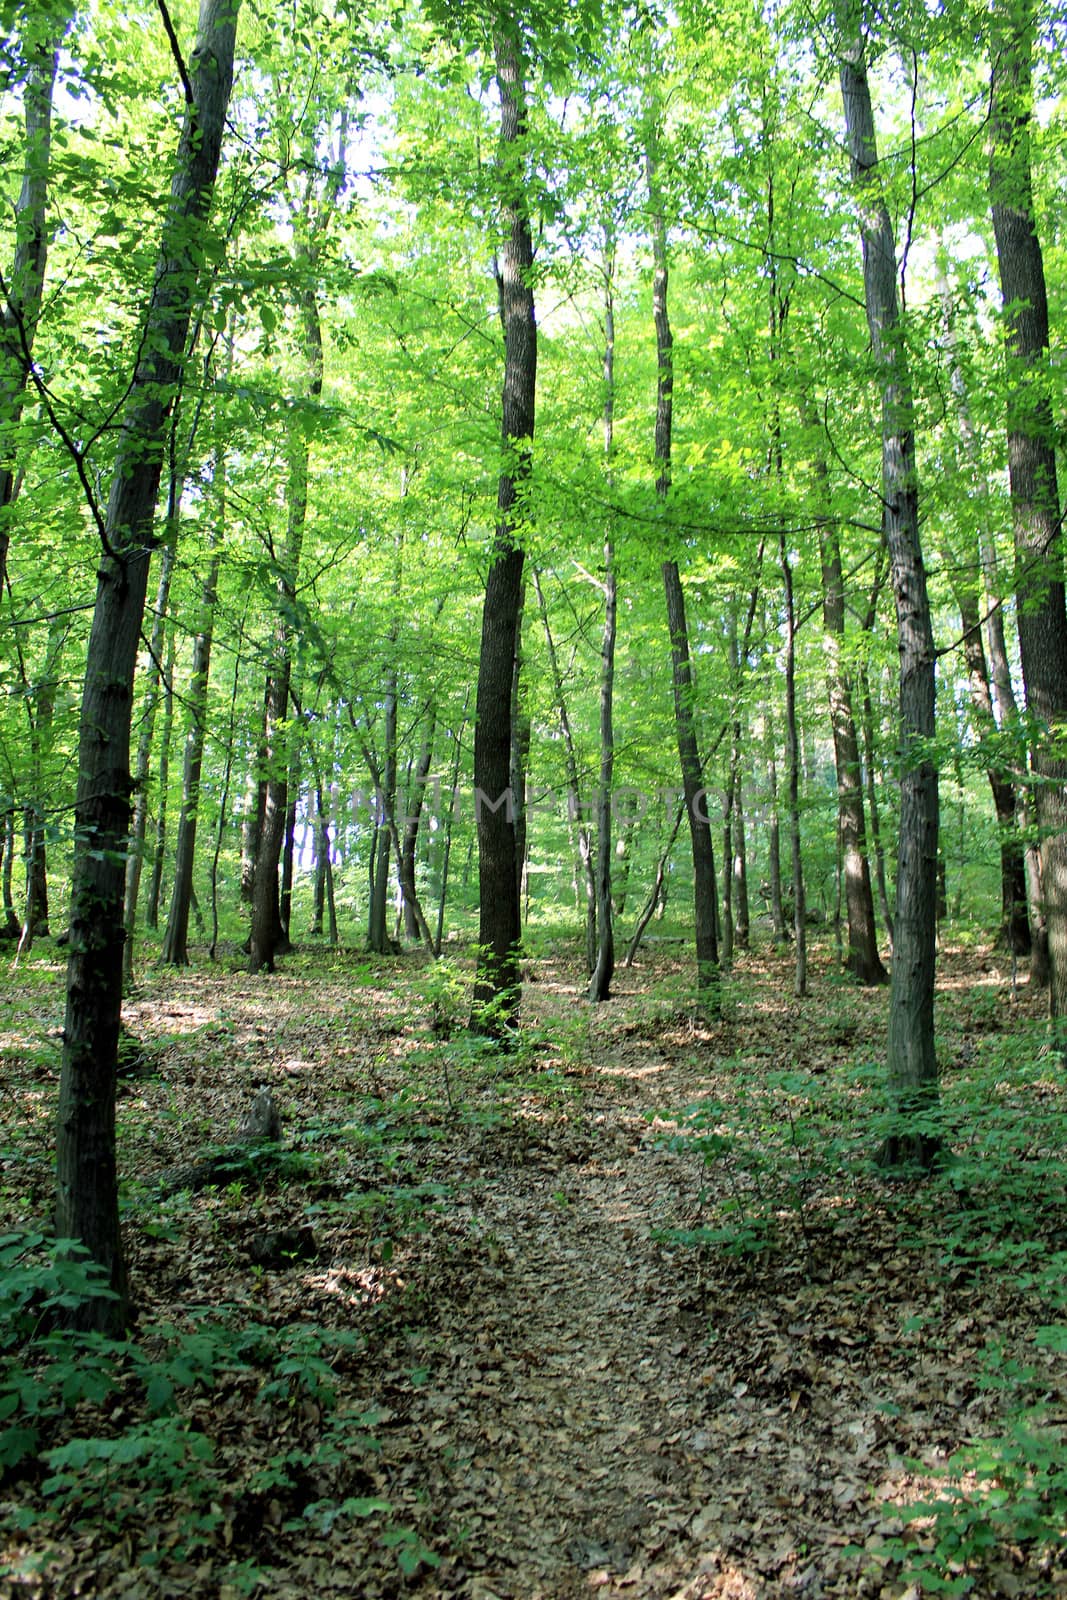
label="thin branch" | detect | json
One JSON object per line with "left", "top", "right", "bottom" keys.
{"left": 156, "top": 0, "right": 194, "bottom": 106}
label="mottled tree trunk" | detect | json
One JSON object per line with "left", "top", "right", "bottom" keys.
{"left": 56, "top": 0, "right": 240, "bottom": 1331}
{"left": 472, "top": 19, "right": 537, "bottom": 1031}
{"left": 989, "top": 0, "right": 1067, "bottom": 1037}
{"left": 838, "top": 7, "right": 939, "bottom": 1164}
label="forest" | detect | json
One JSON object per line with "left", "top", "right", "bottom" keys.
{"left": 1, "top": 0, "right": 1066, "bottom": 1593}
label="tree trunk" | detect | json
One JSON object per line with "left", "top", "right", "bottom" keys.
{"left": 162, "top": 540, "right": 222, "bottom": 965}
{"left": 533, "top": 569, "right": 596, "bottom": 969}
{"left": 625, "top": 802, "right": 684, "bottom": 967}
{"left": 472, "top": 19, "right": 537, "bottom": 1033}
{"left": 0, "top": 4, "right": 66, "bottom": 596}
{"left": 279, "top": 748, "right": 300, "bottom": 941}
{"left": 938, "top": 267, "right": 1030, "bottom": 954}
{"left": 817, "top": 504, "right": 888, "bottom": 983}
{"left": 647, "top": 129, "right": 718, "bottom": 999}
{"left": 780, "top": 532, "right": 807, "bottom": 997}
{"left": 400, "top": 716, "right": 435, "bottom": 941}
{"left": 838, "top": 6, "right": 939, "bottom": 1165}
{"left": 589, "top": 223, "right": 618, "bottom": 1002}
{"left": 365, "top": 673, "right": 397, "bottom": 955}
{"left": 145, "top": 629, "right": 176, "bottom": 931}
{"left": 989, "top": 0, "right": 1067, "bottom": 1037}
{"left": 122, "top": 541, "right": 175, "bottom": 980}
{"left": 56, "top": 0, "right": 240, "bottom": 1332}
{"left": 435, "top": 697, "right": 469, "bottom": 956}
{"left": 249, "top": 287, "right": 319, "bottom": 971}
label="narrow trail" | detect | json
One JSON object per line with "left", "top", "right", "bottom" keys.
{"left": 372, "top": 1020, "right": 785, "bottom": 1600}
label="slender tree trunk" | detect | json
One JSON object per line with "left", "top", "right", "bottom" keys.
{"left": 145, "top": 629, "right": 176, "bottom": 931}
{"left": 210, "top": 620, "right": 248, "bottom": 961}
{"left": 435, "top": 699, "right": 469, "bottom": 957}
{"left": 122, "top": 541, "right": 175, "bottom": 980}
{"left": 56, "top": 0, "right": 240, "bottom": 1331}
{"left": 0, "top": 4, "right": 66, "bottom": 595}
{"left": 811, "top": 460, "right": 888, "bottom": 983}
{"left": 472, "top": 19, "right": 537, "bottom": 1032}
{"left": 780, "top": 533, "right": 807, "bottom": 997}
{"left": 938, "top": 269, "right": 1030, "bottom": 953}
{"left": 2, "top": 811, "right": 20, "bottom": 937}
{"left": 733, "top": 779, "right": 749, "bottom": 949}
{"left": 625, "top": 802, "right": 685, "bottom": 967}
{"left": 249, "top": 286, "right": 318, "bottom": 971}
{"left": 279, "top": 748, "right": 300, "bottom": 940}
{"left": 589, "top": 223, "right": 618, "bottom": 1002}
{"left": 838, "top": 8, "right": 939, "bottom": 1165}
{"left": 14, "top": 610, "right": 66, "bottom": 953}
{"left": 766, "top": 739, "right": 787, "bottom": 945}
{"left": 162, "top": 540, "right": 221, "bottom": 965}
{"left": 510, "top": 585, "right": 531, "bottom": 919}
{"left": 365, "top": 673, "right": 397, "bottom": 955}
{"left": 533, "top": 570, "right": 596, "bottom": 968}
{"left": 989, "top": 0, "right": 1067, "bottom": 1038}
{"left": 400, "top": 715, "right": 435, "bottom": 940}
{"left": 647, "top": 129, "right": 718, "bottom": 998}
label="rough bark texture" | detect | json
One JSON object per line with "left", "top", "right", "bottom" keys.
{"left": 989, "top": 0, "right": 1067, "bottom": 1036}
{"left": 839, "top": 10, "right": 940, "bottom": 1165}
{"left": 472, "top": 19, "right": 536, "bottom": 1032}
{"left": 56, "top": 0, "right": 240, "bottom": 1331}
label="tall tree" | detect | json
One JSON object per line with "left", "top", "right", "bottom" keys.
{"left": 647, "top": 122, "right": 719, "bottom": 997}
{"left": 56, "top": 0, "right": 240, "bottom": 1330}
{"left": 589, "top": 219, "right": 617, "bottom": 1003}
{"left": 988, "top": 0, "right": 1067, "bottom": 1040}
{"left": 837, "top": 3, "right": 939, "bottom": 1165}
{"left": 472, "top": 14, "right": 537, "bottom": 1031}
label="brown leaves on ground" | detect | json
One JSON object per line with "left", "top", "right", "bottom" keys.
{"left": 0, "top": 938, "right": 1065, "bottom": 1599}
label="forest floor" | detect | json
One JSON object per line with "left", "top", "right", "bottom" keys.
{"left": 1, "top": 933, "right": 1066, "bottom": 1599}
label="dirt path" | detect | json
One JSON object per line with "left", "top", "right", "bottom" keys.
{"left": 4, "top": 946, "right": 1063, "bottom": 1599}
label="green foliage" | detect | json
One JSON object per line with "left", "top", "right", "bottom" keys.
{"left": 653, "top": 1066, "right": 855, "bottom": 1258}
{"left": 870, "top": 1342, "right": 1067, "bottom": 1596}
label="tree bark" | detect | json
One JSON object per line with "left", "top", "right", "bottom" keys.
{"left": 989, "top": 0, "right": 1067, "bottom": 1036}
{"left": 56, "top": 0, "right": 240, "bottom": 1331}
{"left": 838, "top": 6, "right": 939, "bottom": 1165}
{"left": 162, "top": 539, "right": 222, "bottom": 965}
{"left": 145, "top": 629, "right": 176, "bottom": 930}
{"left": 122, "top": 541, "right": 175, "bottom": 979}
{"left": 533, "top": 569, "right": 596, "bottom": 969}
{"left": 472, "top": 17, "right": 537, "bottom": 1032}
{"left": 590, "top": 224, "right": 617, "bottom": 1002}
{"left": 647, "top": 128, "right": 718, "bottom": 999}
{"left": 780, "top": 532, "right": 807, "bottom": 997}
{"left": 400, "top": 715, "right": 435, "bottom": 942}
{"left": 817, "top": 497, "right": 888, "bottom": 983}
